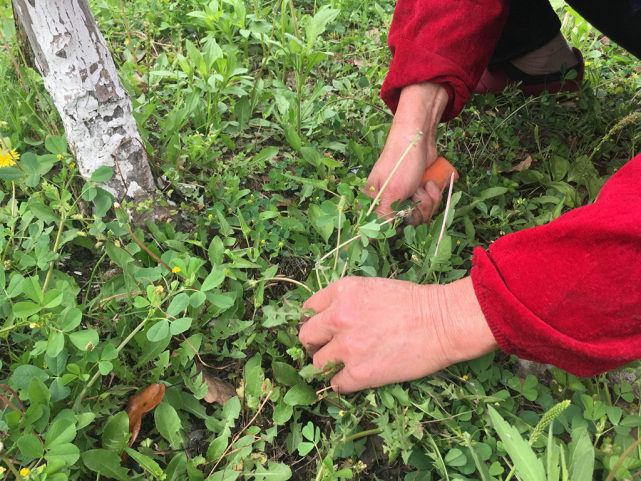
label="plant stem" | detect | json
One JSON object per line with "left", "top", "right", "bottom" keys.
{"left": 317, "top": 215, "right": 397, "bottom": 264}
{"left": 72, "top": 313, "right": 150, "bottom": 410}
{"left": 606, "top": 435, "right": 641, "bottom": 481}
{"left": 366, "top": 131, "right": 422, "bottom": 216}
{"left": 42, "top": 212, "right": 67, "bottom": 296}
{"left": 342, "top": 427, "right": 382, "bottom": 444}
{"left": 259, "top": 276, "right": 313, "bottom": 293}
{"left": 434, "top": 172, "right": 455, "bottom": 257}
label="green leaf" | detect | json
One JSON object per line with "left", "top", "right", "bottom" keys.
{"left": 93, "top": 188, "right": 113, "bottom": 217}
{"left": 45, "top": 419, "right": 77, "bottom": 448}
{"left": 568, "top": 427, "right": 594, "bottom": 481}
{"left": 0, "top": 167, "right": 24, "bottom": 181}
{"left": 170, "top": 317, "right": 192, "bottom": 335}
{"left": 28, "top": 377, "right": 50, "bottom": 405}
{"left": 18, "top": 433, "right": 44, "bottom": 459}
{"left": 155, "top": 402, "right": 183, "bottom": 448}
{"left": 69, "top": 329, "right": 99, "bottom": 351}
{"left": 284, "top": 125, "right": 302, "bottom": 152}
{"left": 488, "top": 406, "right": 545, "bottom": 481}
{"left": 13, "top": 301, "right": 40, "bottom": 318}
{"left": 147, "top": 319, "right": 170, "bottom": 342}
{"left": 83, "top": 449, "right": 130, "bottom": 481}
{"left": 10, "top": 365, "right": 48, "bottom": 391}
{"left": 283, "top": 383, "right": 316, "bottom": 406}
{"left": 201, "top": 270, "right": 225, "bottom": 291}
{"left": 46, "top": 331, "right": 65, "bottom": 358}
{"left": 90, "top": 165, "right": 114, "bottom": 183}
{"left": 167, "top": 292, "right": 190, "bottom": 317}
{"left": 45, "top": 135, "right": 67, "bottom": 155}
{"left": 254, "top": 461, "right": 292, "bottom": 480}
{"left": 209, "top": 293, "right": 235, "bottom": 310}
{"left": 304, "top": 6, "right": 340, "bottom": 47}
{"left": 444, "top": 448, "right": 467, "bottom": 467}
{"left": 272, "top": 362, "right": 301, "bottom": 386}
{"left": 45, "top": 443, "right": 80, "bottom": 466}
{"left": 43, "top": 289, "right": 63, "bottom": 309}
{"left": 125, "top": 448, "right": 167, "bottom": 480}
{"left": 60, "top": 307, "right": 82, "bottom": 331}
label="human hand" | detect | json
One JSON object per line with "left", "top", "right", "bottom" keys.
{"left": 298, "top": 276, "right": 498, "bottom": 393}
{"left": 366, "top": 82, "right": 450, "bottom": 225}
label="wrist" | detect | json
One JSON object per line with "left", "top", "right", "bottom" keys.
{"left": 438, "top": 276, "right": 498, "bottom": 365}
{"left": 395, "top": 82, "right": 449, "bottom": 137}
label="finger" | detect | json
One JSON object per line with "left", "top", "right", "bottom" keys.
{"left": 311, "top": 341, "right": 343, "bottom": 370}
{"left": 409, "top": 185, "right": 436, "bottom": 225}
{"left": 303, "top": 281, "right": 340, "bottom": 313}
{"left": 425, "top": 180, "right": 443, "bottom": 218}
{"left": 329, "top": 368, "right": 360, "bottom": 394}
{"left": 298, "top": 310, "right": 334, "bottom": 355}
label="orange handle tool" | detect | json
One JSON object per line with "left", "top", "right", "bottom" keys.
{"left": 421, "top": 156, "right": 459, "bottom": 191}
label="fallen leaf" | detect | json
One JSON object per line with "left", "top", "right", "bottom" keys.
{"left": 510, "top": 155, "right": 533, "bottom": 172}
{"left": 196, "top": 364, "right": 236, "bottom": 405}
{"left": 126, "top": 383, "right": 166, "bottom": 447}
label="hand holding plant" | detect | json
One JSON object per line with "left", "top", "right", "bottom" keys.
{"left": 366, "top": 82, "right": 450, "bottom": 224}
{"left": 298, "top": 276, "right": 498, "bottom": 393}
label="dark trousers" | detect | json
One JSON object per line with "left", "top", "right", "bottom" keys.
{"left": 490, "top": 0, "right": 641, "bottom": 64}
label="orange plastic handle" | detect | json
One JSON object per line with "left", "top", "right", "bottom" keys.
{"left": 421, "top": 156, "right": 459, "bottom": 191}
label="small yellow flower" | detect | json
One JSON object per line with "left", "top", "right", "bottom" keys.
{"left": 208, "top": 214, "right": 213, "bottom": 219}
{"left": 155, "top": 285, "right": 164, "bottom": 294}
{"left": 584, "top": 61, "right": 591, "bottom": 66}
{"left": 29, "top": 323, "right": 40, "bottom": 329}
{"left": 456, "top": 240, "right": 461, "bottom": 245}
{"left": 461, "top": 374, "right": 469, "bottom": 381}
{"left": 261, "top": 239, "right": 266, "bottom": 244}
{"left": 20, "top": 467, "right": 30, "bottom": 476}
{"left": 0, "top": 148, "right": 19, "bottom": 168}
{"left": 278, "top": 241, "right": 284, "bottom": 247}
{"left": 0, "top": 466, "right": 6, "bottom": 475}
{"left": 171, "top": 266, "right": 181, "bottom": 274}
{"left": 56, "top": 154, "right": 63, "bottom": 160}
{"left": 69, "top": 162, "right": 76, "bottom": 169}
{"left": 369, "top": 186, "right": 375, "bottom": 192}
{"left": 125, "top": 38, "right": 130, "bottom": 46}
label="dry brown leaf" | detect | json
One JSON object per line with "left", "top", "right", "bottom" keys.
{"left": 126, "top": 383, "right": 166, "bottom": 447}
{"left": 510, "top": 155, "right": 533, "bottom": 172}
{"left": 196, "top": 364, "right": 236, "bottom": 405}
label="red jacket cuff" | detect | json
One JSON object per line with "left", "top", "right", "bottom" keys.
{"left": 471, "top": 153, "right": 641, "bottom": 376}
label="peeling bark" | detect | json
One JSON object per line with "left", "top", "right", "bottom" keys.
{"left": 11, "top": 0, "right": 155, "bottom": 200}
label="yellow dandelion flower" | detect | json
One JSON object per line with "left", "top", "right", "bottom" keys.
{"left": 69, "top": 162, "right": 76, "bottom": 168}
{"left": 56, "top": 154, "right": 63, "bottom": 160}
{"left": 171, "top": 266, "right": 181, "bottom": 273}
{"left": 20, "top": 467, "right": 30, "bottom": 476}
{"left": 0, "top": 149, "right": 19, "bottom": 168}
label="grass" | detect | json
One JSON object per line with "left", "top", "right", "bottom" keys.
{"left": 0, "top": 0, "right": 640, "bottom": 479}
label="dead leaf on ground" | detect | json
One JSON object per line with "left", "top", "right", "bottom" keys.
{"left": 196, "top": 363, "right": 236, "bottom": 405}
{"left": 126, "top": 383, "right": 166, "bottom": 447}
{"left": 510, "top": 155, "right": 533, "bottom": 172}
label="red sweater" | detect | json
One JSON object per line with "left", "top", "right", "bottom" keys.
{"left": 382, "top": 1, "right": 641, "bottom": 376}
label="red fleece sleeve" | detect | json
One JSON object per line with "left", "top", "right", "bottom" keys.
{"left": 471, "top": 153, "right": 641, "bottom": 376}
{"left": 381, "top": 1, "right": 509, "bottom": 120}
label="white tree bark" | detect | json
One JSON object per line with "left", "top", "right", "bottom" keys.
{"left": 12, "top": 0, "right": 155, "bottom": 200}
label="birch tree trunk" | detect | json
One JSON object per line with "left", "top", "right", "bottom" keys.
{"left": 12, "top": 0, "right": 155, "bottom": 201}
